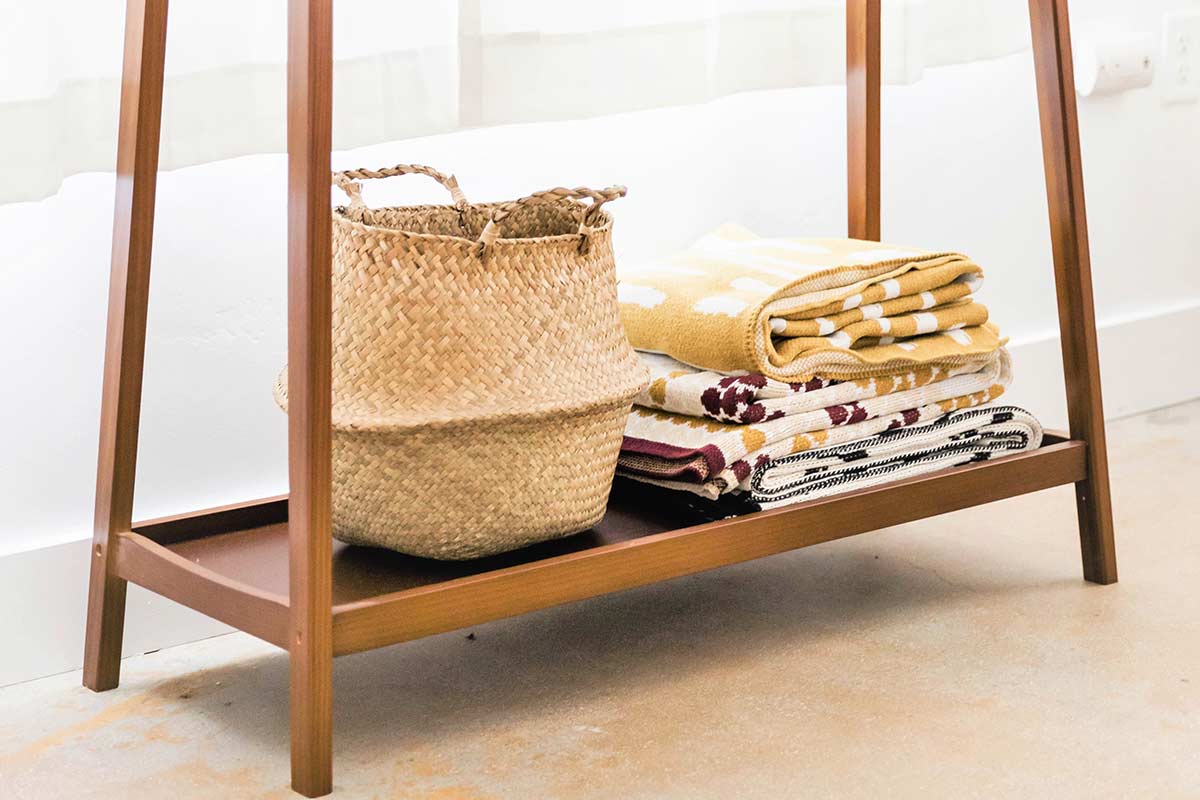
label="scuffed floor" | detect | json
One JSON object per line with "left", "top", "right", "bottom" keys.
{"left": 1, "top": 401, "right": 1198, "bottom": 799}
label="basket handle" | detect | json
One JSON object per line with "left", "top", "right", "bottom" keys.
{"left": 477, "top": 185, "right": 627, "bottom": 254}
{"left": 332, "top": 164, "right": 470, "bottom": 214}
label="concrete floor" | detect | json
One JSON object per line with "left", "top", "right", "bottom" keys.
{"left": 1, "top": 402, "right": 1198, "bottom": 799}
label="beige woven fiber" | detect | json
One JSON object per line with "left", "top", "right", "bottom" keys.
{"left": 275, "top": 164, "right": 648, "bottom": 559}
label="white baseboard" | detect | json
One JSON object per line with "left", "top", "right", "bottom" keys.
{"left": 1003, "top": 300, "right": 1200, "bottom": 431}
{"left": 0, "top": 538, "right": 231, "bottom": 688}
{"left": 3, "top": 300, "right": 1199, "bottom": 688}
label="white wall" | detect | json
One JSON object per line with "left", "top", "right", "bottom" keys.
{"left": 2, "top": 0, "right": 1199, "bottom": 685}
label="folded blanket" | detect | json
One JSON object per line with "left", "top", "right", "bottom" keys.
{"left": 638, "top": 350, "right": 996, "bottom": 424}
{"left": 618, "top": 224, "right": 1003, "bottom": 381}
{"left": 619, "top": 350, "right": 1011, "bottom": 498}
{"left": 748, "top": 406, "right": 1043, "bottom": 508}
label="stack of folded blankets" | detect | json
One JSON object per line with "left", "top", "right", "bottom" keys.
{"left": 615, "top": 224, "right": 1043, "bottom": 509}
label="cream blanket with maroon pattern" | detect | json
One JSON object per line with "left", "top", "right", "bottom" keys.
{"left": 618, "top": 349, "right": 1011, "bottom": 498}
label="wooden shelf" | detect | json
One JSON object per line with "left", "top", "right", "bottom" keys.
{"left": 115, "top": 434, "right": 1085, "bottom": 656}
{"left": 85, "top": 1, "right": 1116, "bottom": 792}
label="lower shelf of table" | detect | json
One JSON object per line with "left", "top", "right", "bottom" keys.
{"left": 114, "top": 433, "right": 1086, "bottom": 656}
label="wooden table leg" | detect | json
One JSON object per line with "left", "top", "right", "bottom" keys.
{"left": 846, "top": 0, "right": 881, "bottom": 242}
{"left": 83, "top": 0, "right": 170, "bottom": 692}
{"left": 287, "top": 0, "right": 335, "bottom": 795}
{"left": 1029, "top": 0, "right": 1118, "bottom": 585}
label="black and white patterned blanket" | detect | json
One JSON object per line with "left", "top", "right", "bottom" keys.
{"left": 748, "top": 405, "right": 1043, "bottom": 508}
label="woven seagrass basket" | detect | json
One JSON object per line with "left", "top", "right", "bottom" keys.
{"left": 275, "top": 164, "right": 648, "bottom": 559}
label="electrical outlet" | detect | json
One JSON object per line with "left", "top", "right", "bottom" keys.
{"left": 1163, "top": 11, "right": 1200, "bottom": 104}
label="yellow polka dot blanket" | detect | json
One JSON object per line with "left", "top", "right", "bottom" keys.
{"left": 618, "top": 349, "right": 1013, "bottom": 499}
{"left": 617, "top": 224, "right": 1004, "bottom": 381}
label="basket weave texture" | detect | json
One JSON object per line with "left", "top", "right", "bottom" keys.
{"left": 275, "top": 165, "right": 648, "bottom": 559}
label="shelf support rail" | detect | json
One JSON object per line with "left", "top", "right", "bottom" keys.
{"left": 286, "top": 0, "right": 336, "bottom": 795}
{"left": 83, "top": 0, "right": 169, "bottom": 693}
{"left": 1027, "top": 0, "right": 1118, "bottom": 584}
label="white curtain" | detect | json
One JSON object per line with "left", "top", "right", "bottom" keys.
{"left": 0, "top": 0, "right": 1029, "bottom": 204}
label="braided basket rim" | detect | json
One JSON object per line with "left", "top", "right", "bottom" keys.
{"left": 332, "top": 199, "right": 613, "bottom": 249}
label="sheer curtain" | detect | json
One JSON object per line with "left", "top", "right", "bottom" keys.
{"left": 1, "top": 0, "right": 1029, "bottom": 203}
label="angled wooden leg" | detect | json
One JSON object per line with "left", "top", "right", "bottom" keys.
{"left": 287, "top": 0, "right": 335, "bottom": 795}
{"left": 83, "top": 0, "right": 170, "bottom": 692}
{"left": 846, "top": 0, "right": 881, "bottom": 242}
{"left": 1029, "top": 0, "right": 1118, "bottom": 585}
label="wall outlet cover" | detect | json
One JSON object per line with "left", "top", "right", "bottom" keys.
{"left": 1162, "top": 11, "right": 1200, "bottom": 104}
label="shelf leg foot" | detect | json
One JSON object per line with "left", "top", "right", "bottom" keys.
{"left": 83, "top": 549, "right": 127, "bottom": 691}
{"left": 1075, "top": 480, "right": 1118, "bottom": 585}
{"left": 290, "top": 640, "right": 333, "bottom": 797}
